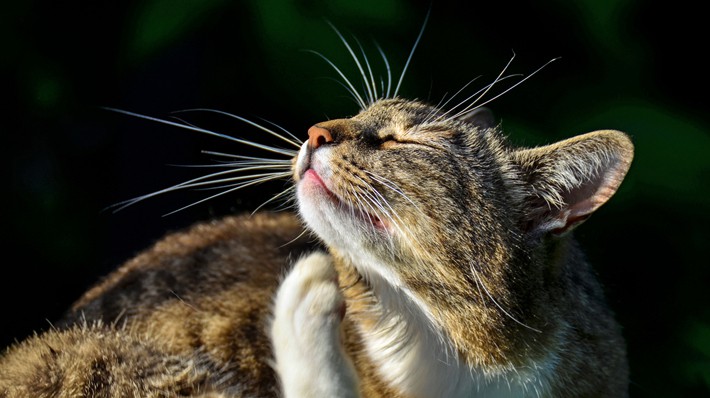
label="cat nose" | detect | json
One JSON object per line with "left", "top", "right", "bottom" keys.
{"left": 308, "top": 125, "right": 333, "bottom": 149}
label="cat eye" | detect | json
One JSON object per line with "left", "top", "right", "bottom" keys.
{"left": 379, "top": 135, "right": 434, "bottom": 150}
{"left": 380, "top": 135, "right": 400, "bottom": 148}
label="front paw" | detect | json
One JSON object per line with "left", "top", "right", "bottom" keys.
{"left": 272, "top": 252, "right": 345, "bottom": 344}
{"left": 270, "top": 252, "right": 359, "bottom": 398}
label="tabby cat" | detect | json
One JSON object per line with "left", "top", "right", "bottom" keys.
{"left": 0, "top": 21, "right": 632, "bottom": 398}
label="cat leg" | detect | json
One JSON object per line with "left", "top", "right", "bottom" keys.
{"left": 271, "top": 252, "right": 360, "bottom": 398}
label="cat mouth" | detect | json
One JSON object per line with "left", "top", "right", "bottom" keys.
{"left": 301, "top": 169, "right": 388, "bottom": 231}
{"left": 302, "top": 169, "right": 338, "bottom": 200}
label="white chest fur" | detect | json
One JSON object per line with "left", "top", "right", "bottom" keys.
{"left": 353, "top": 255, "right": 554, "bottom": 398}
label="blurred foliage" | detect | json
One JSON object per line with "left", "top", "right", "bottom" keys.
{"left": 683, "top": 322, "right": 710, "bottom": 388}
{"left": 3, "top": 0, "right": 709, "bottom": 396}
{"left": 128, "top": 0, "right": 228, "bottom": 61}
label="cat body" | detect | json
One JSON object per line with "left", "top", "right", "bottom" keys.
{"left": 279, "top": 99, "right": 631, "bottom": 397}
{"left": 1, "top": 213, "right": 308, "bottom": 397}
{"left": 1, "top": 95, "right": 632, "bottom": 397}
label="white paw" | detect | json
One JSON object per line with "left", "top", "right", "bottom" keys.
{"left": 272, "top": 252, "right": 345, "bottom": 358}
{"left": 271, "top": 252, "right": 359, "bottom": 398}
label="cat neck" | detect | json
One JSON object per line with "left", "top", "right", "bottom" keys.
{"left": 333, "top": 250, "right": 554, "bottom": 398}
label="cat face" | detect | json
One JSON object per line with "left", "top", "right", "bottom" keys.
{"left": 293, "top": 97, "right": 633, "bottom": 292}
{"left": 294, "top": 99, "right": 516, "bottom": 280}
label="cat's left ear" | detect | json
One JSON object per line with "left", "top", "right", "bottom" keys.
{"left": 459, "top": 107, "right": 496, "bottom": 130}
{"left": 512, "top": 130, "right": 634, "bottom": 236}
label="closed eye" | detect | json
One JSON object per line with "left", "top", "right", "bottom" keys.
{"left": 377, "top": 132, "right": 439, "bottom": 150}
{"left": 380, "top": 135, "right": 433, "bottom": 150}
{"left": 381, "top": 134, "right": 398, "bottom": 148}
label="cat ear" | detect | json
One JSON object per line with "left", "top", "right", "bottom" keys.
{"left": 459, "top": 107, "right": 496, "bottom": 130}
{"left": 512, "top": 130, "right": 634, "bottom": 236}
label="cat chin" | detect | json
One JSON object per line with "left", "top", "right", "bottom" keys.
{"left": 296, "top": 141, "right": 390, "bottom": 234}
{"left": 299, "top": 187, "right": 368, "bottom": 247}
{"left": 297, "top": 170, "right": 389, "bottom": 235}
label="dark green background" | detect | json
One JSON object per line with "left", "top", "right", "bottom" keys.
{"left": 3, "top": 1, "right": 708, "bottom": 396}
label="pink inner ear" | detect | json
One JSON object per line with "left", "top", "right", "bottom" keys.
{"left": 548, "top": 159, "right": 628, "bottom": 235}
{"left": 568, "top": 181, "right": 621, "bottom": 218}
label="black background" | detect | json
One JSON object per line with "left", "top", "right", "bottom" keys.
{"left": 3, "top": 1, "right": 709, "bottom": 396}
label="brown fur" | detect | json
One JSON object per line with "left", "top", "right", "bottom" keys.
{"left": 1, "top": 213, "right": 314, "bottom": 397}
{"left": 294, "top": 99, "right": 630, "bottom": 396}
{"left": 1, "top": 97, "right": 632, "bottom": 397}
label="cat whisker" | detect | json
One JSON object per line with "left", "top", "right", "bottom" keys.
{"left": 172, "top": 108, "right": 302, "bottom": 149}
{"left": 423, "top": 73, "right": 520, "bottom": 125}
{"left": 447, "top": 51, "right": 517, "bottom": 119}
{"left": 277, "top": 226, "right": 312, "bottom": 250}
{"left": 420, "top": 76, "right": 482, "bottom": 124}
{"left": 184, "top": 171, "right": 292, "bottom": 191}
{"left": 354, "top": 36, "right": 379, "bottom": 102}
{"left": 354, "top": 186, "right": 394, "bottom": 234}
{"left": 349, "top": 177, "right": 392, "bottom": 223}
{"left": 469, "top": 263, "right": 541, "bottom": 333}
{"left": 393, "top": 7, "right": 430, "bottom": 98}
{"left": 436, "top": 73, "right": 522, "bottom": 123}
{"left": 102, "top": 107, "right": 297, "bottom": 214}
{"left": 357, "top": 190, "right": 401, "bottom": 255}
{"left": 365, "top": 171, "right": 423, "bottom": 215}
{"left": 161, "top": 173, "right": 291, "bottom": 216}
{"left": 363, "top": 174, "right": 431, "bottom": 255}
{"left": 187, "top": 176, "right": 289, "bottom": 193}
{"left": 255, "top": 117, "right": 303, "bottom": 146}
{"left": 349, "top": 180, "right": 402, "bottom": 254}
{"left": 110, "top": 169, "right": 290, "bottom": 213}
{"left": 170, "top": 162, "right": 291, "bottom": 170}
{"left": 357, "top": 184, "right": 402, "bottom": 235}
{"left": 375, "top": 43, "right": 393, "bottom": 99}
{"left": 324, "top": 77, "right": 375, "bottom": 108}
{"left": 453, "top": 57, "right": 559, "bottom": 117}
{"left": 108, "top": 168, "right": 267, "bottom": 211}
{"left": 364, "top": 194, "right": 422, "bottom": 264}
{"left": 200, "top": 151, "right": 294, "bottom": 163}
{"left": 167, "top": 115, "right": 200, "bottom": 129}
{"left": 316, "top": 10, "right": 428, "bottom": 105}
{"left": 103, "top": 108, "right": 296, "bottom": 157}
{"left": 252, "top": 185, "right": 297, "bottom": 215}
{"left": 348, "top": 184, "right": 378, "bottom": 235}
{"left": 327, "top": 22, "right": 376, "bottom": 105}
{"left": 305, "top": 50, "right": 368, "bottom": 109}
{"left": 351, "top": 175, "right": 417, "bottom": 251}
{"left": 443, "top": 57, "right": 560, "bottom": 122}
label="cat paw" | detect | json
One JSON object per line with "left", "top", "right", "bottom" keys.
{"left": 270, "top": 251, "right": 359, "bottom": 398}
{"left": 272, "top": 252, "right": 345, "bottom": 343}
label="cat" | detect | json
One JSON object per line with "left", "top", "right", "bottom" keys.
{"left": 0, "top": 21, "right": 633, "bottom": 398}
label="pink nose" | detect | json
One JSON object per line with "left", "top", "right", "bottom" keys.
{"left": 308, "top": 125, "right": 333, "bottom": 149}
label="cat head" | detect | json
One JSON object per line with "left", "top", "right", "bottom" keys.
{"left": 294, "top": 98, "right": 633, "bottom": 281}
